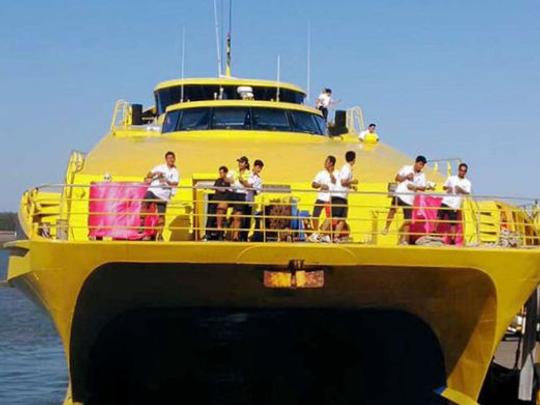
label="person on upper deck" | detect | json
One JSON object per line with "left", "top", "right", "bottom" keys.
{"left": 308, "top": 155, "right": 338, "bottom": 243}
{"left": 229, "top": 156, "right": 252, "bottom": 242}
{"left": 358, "top": 123, "right": 379, "bottom": 143}
{"left": 331, "top": 151, "right": 358, "bottom": 243}
{"left": 383, "top": 155, "right": 433, "bottom": 244}
{"left": 315, "top": 88, "right": 334, "bottom": 121}
{"left": 142, "top": 151, "right": 180, "bottom": 240}
{"left": 437, "top": 163, "right": 472, "bottom": 244}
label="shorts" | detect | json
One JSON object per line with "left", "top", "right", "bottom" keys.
{"left": 144, "top": 191, "right": 167, "bottom": 215}
{"left": 312, "top": 199, "right": 329, "bottom": 218}
{"left": 330, "top": 197, "right": 348, "bottom": 219}
{"left": 213, "top": 192, "right": 233, "bottom": 203}
{"left": 391, "top": 196, "right": 412, "bottom": 220}
{"left": 231, "top": 193, "right": 247, "bottom": 213}
{"left": 437, "top": 203, "right": 459, "bottom": 222}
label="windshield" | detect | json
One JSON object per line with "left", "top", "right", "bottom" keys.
{"left": 162, "top": 107, "right": 326, "bottom": 135}
{"left": 211, "top": 107, "right": 251, "bottom": 130}
{"left": 252, "top": 109, "right": 290, "bottom": 131}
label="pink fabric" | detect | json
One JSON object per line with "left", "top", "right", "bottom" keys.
{"left": 410, "top": 194, "right": 463, "bottom": 245}
{"left": 88, "top": 182, "right": 158, "bottom": 240}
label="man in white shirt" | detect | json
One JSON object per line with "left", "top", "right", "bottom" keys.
{"left": 331, "top": 151, "right": 358, "bottom": 242}
{"left": 383, "top": 155, "right": 433, "bottom": 244}
{"left": 238, "top": 159, "right": 264, "bottom": 241}
{"left": 143, "top": 151, "right": 180, "bottom": 240}
{"left": 308, "top": 155, "right": 338, "bottom": 243}
{"left": 437, "top": 163, "right": 472, "bottom": 244}
{"left": 358, "top": 123, "right": 379, "bottom": 143}
{"left": 315, "top": 88, "right": 333, "bottom": 121}
{"left": 229, "top": 156, "right": 252, "bottom": 241}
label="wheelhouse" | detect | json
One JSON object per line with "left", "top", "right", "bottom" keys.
{"left": 155, "top": 78, "right": 306, "bottom": 116}
{"left": 162, "top": 101, "right": 327, "bottom": 136}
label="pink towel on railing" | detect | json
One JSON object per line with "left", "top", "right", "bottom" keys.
{"left": 88, "top": 182, "right": 158, "bottom": 240}
{"left": 410, "top": 194, "right": 463, "bottom": 245}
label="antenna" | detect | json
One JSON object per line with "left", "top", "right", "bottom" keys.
{"left": 213, "top": 0, "right": 222, "bottom": 77}
{"left": 220, "top": 0, "right": 225, "bottom": 74}
{"left": 306, "top": 21, "right": 311, "bottom": 102}
{"left": 225, "top": 0, "right": 232, "bottom": 77}
{"left": 276, "top": 55, "right": 281, "bottom": 102}
{"left": 181, "top": 26, "right": 186, "bottom": 102}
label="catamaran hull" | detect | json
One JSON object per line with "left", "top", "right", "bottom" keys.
{"left": 6, "top": 240, "right": 540, "bottom": 404}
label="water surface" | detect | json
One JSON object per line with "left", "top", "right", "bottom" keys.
{"left": 0, "top": 249, "right": 67, "bottom": 404}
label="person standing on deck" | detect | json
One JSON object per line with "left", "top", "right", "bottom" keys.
{"left": 358, "top": 123, "right": 379, "bottom": 143}
{"left": 331, "top": 151, "right": 358, "bottom": 243}
{"left": 309, "top": 155, "right": 338, "bottom": 243}
{"left": 229, "top": 156, "right": 251, "bottom": 241}
{"left": 383, "top": 155, "right": 433, "bottom": 244}
{"left": 437, "top": 163, "right": 472, "bottom": 244}
{"left": 142, "top": 151, "right": 179, "bottom": 241}
{"left": 239, "top": 159, "right": 264, "bottom": 241}
{"left": 315, "top": 88, "right": 334, "bottom": 121}
{"left": 204, "top": 166, "right": 233, "bottom": 241}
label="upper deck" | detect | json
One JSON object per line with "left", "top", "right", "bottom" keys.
{"left": 154, "top": 77, "right": 307, "bottom": 116}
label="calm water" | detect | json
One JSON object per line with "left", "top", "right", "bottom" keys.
{"left": 0, "top": 249, "right": 67, "bottom": 404}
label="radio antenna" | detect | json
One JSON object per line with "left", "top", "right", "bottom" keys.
{"left": 213, "top": 0, "right": 222, "bottom": 77}
{"left": 181, "top": 26, "right": 186, "bottom": 102}
{"left": 306, "top": 21, "right": 311, "bottom": 101}
{"left": 276, "top": 55, "right": 281, "bottom": 102}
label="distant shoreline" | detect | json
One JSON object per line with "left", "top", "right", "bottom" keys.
{"left": 0, "top": 231, "right": 16, "bottom": 243}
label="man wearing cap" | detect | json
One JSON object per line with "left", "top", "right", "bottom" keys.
{"left": 229, "top": 156, "right": 251, "bottom": 241}
{"left": 238, "top": 159, "right": 264, "bottom": 241}
{"left": 383, "top": 155, "right": 433, "bottom": 244}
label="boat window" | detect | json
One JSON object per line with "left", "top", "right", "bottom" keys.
{"left": 162, "top": 110, "right": 181, "bottom": 133}
{"left": 290, "top": 111, "right": 324, "bottom": 135}
{"left": 313, "top": 115, "right": 328, "bottom": 135}
{"left": 177, "top": 108, "right": 210, "bottom": 131}
{"left": 252, "top": 108, "right": 290, "bottom": 131}
{"left": 155, "top": 85, "right": 305, "bottom": 115}
{"left": 211, "top": 107, "right": 251, "bottom": 130}
{"left": 162, "top": 107, "right": 325, "bottom": 135}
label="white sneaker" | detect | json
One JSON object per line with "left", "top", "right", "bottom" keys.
{"left": 320, "top": 235, "right": 332, "bottom": 243}
{"left": 381, "top": 228, "right": 389, "bottom": 235}
{"left": 308, "top": 233, "right": 320, "bottom": 243}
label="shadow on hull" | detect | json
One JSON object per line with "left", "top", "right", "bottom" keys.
{"left": 82, "top": 308, "right": 447, "bottom": 405}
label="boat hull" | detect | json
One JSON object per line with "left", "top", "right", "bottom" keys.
{"left": 6, "top": 240, "right": 540, "bottom": 404}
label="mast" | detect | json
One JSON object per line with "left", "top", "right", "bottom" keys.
{"left": 225, "top": 0, "right": 232, "bottom": 77}
{"left": 213, "top": 0, "right": 222, "bottom": 77}
{"left": 180, "top": 26, "right": 186, "bottom": 102}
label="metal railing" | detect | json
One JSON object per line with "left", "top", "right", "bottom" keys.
{"left": 20, "top": 183, "right": 540, "bottom": 247}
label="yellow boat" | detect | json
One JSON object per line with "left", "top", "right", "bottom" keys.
{"left": 3, "top": 61, "right": 540, "bottom": 404}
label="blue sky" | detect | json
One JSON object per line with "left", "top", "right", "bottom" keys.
{"left": 1, "top": 0, "right": 539, "bottom": 210}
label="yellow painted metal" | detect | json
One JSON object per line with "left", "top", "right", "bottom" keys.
{"left": 154, "top": 76, "right": 305, "bottom": 95}
{"left": 6, "top": 240, "right": 540, "bottom": 404}
{"left": 6, "top": 75, "right": 540, "bottom": 404}
{"left": 165, "top": 98, "right": 322, "bottom": 114}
